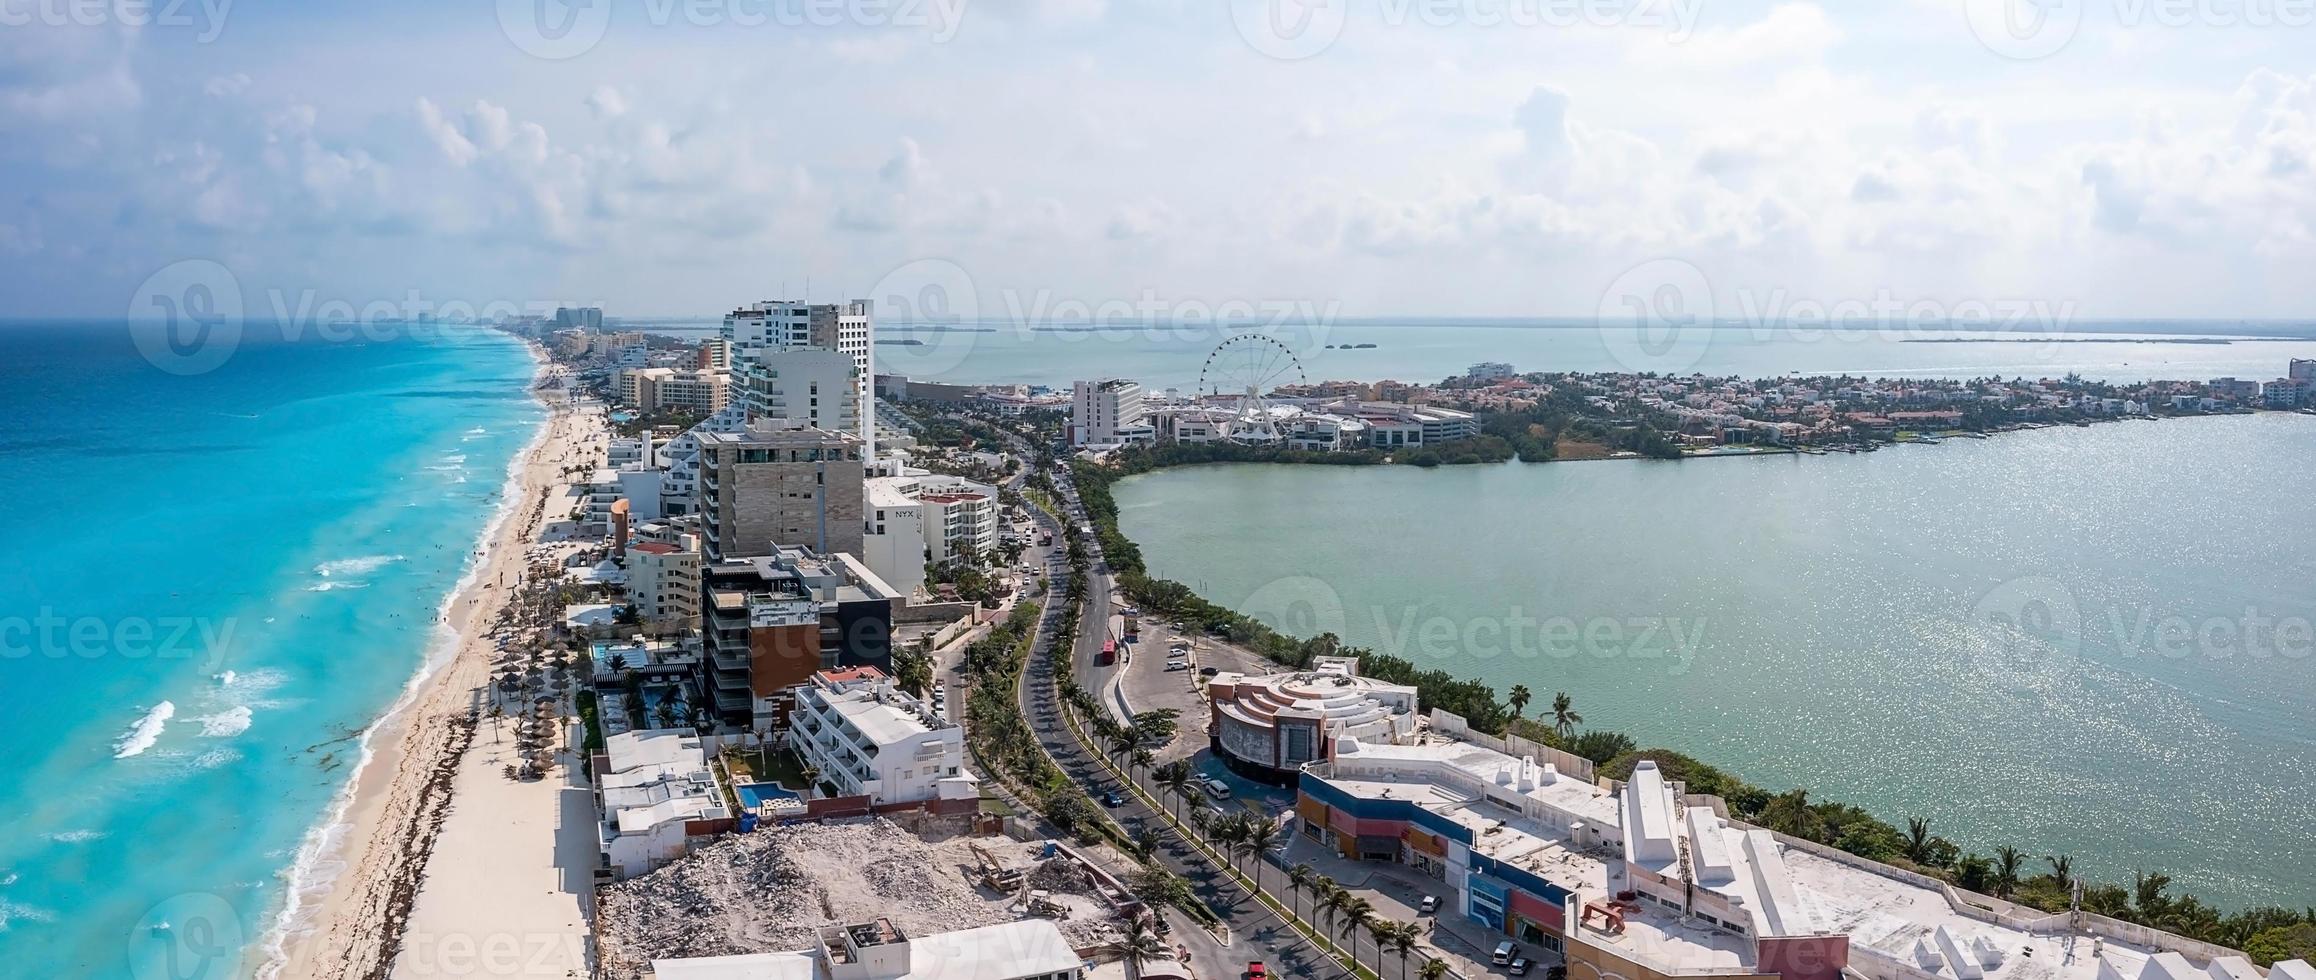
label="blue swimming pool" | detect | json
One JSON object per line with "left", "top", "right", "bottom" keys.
{"left": 736, "top": 782, "right": 801, "bottom": 810}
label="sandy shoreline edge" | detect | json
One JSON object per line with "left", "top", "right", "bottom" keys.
{"left": 258, "top": 335, "right": 574, "bottom": 980}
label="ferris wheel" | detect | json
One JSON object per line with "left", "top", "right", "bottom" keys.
{"left": 1197, "top": 333, "right": 1308, "bottom": 443}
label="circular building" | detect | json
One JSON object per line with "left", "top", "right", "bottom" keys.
{"left": 1206, "top": 656, "right": 1421, "bottom": 784}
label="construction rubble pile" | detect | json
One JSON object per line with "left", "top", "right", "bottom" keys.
{"left": 595, "top": 819, "right": 1123, "bottom": 980}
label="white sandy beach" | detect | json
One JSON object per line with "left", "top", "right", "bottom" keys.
{"left": 266, "top": 349, "right": 608, "bottom": 980}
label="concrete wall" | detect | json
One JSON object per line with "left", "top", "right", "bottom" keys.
{"left": 1429, "top": 708, "right": 1598, "bottom": 784}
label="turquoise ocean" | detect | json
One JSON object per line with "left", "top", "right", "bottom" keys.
{"left": 0, "top": 322, "right": 542, "bottom": 979}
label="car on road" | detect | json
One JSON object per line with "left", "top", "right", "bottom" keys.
{"left": 1164, "top": 659, "right": 1189, "bottom": 671}
{"left": 1201, "top": 777, "right": 1232, "bottom": 798}
{"left": 1493, "top": 942, "right": 1519, "bottom": 966}
{"left": 1198, "top": 666, "right": 1219, "bottom": 677}
{"left": 1100, "top": 791, "right": 1124, "bottom": 808}
{"left": 1419, "top": 895, "right": 1439, "bottom": 914}
{"left": 1243, "top": 963, "right": 1266, "bottom": 980}
{"left": 1509, "top": 956, "right": 1534, "bottom": 975}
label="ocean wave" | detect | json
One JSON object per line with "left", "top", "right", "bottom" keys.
{"left": 437, "top": 453, "right": 468, "bottom": 464}
{"left": 197, "top": 706, "right": 254, "bottom": 738}
{"left": 313, "top": 555, "right": 404, "bottom": 577}
{"left": 191, "top": 749, "right": 242, "bottom": 770}
{"left": 0, "top": 899, "right": 56, "bottom": 932}
{"left": 304, "top": 581, "right": 369, "bottom": 592}
{"left": 45, "top": 829, "right": 106, "bottom": 844}
{"left": 216, "top": 670, "right": 238, "bottom": 686}
{"left": 114, "top": 702, "right": 175, "bottom": 758}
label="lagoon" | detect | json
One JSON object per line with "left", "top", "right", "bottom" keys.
{"left": 1114, "top": 412, "right": 2316, "bottom": 909}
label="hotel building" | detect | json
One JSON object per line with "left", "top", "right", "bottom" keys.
{"left": 786, "top": 667, "right": 978, "bottom": 813}
{"left": 722, "top": 299, "right": 876, "bottom": 452}
{"left": 699, "top": 545, "right": 900, "bottom": 728}
{"left": 1070, "top": 379, "right": 1148, "bottom": 446}
{"left": 626, "top": 535, "right": 703, "bottom": 632}
{"left": 693, "top": 421, "right": 865, "bottom": 562}
{"left": 619, "top": 367, "right": 730, "bottom": 415}
{"left": 596, "top": 729, "right": 727, "bottom": 880}
{"left": 861, "top": 472, "right": 1001, "bottom": 597}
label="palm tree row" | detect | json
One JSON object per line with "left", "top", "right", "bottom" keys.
{"left": 1282, "top": 863, "right": 1437, "bottom": 980}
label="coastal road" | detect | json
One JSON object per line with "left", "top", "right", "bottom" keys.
{"left": 1009, "top": 447, "right": 1347, "bottom": 980}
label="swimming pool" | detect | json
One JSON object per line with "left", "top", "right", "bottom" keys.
{"left": 736, "top": 782, "right": 802, "bottom": 810}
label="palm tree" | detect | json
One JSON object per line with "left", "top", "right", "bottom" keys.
{"left": 1904, "top": 818, "right": 1934, "bottom": 864}
{"left": 1418, "top": 959, "right": 1449, "bottom": 980}
{"left": 1366, "top": 918, "right": 1400, "bottom": 979}
{"left": 1317, "top": 883, "right": 1349, "bottom": 954}
{"left": 1993, "top": 846, "right": 2025, "bottom": 899}
{"left": 1117, "top": 914, "right": 1170, "bottom": 979}
{"left": 1240, "top": 816, "right": 1281, "bottom": 895}
{"left": 1508, "top": 684, "right": 1533, "bottom": 720}
{"left": 1287, "top": 863, "right": 1316, "bottom": 922}
{"left": 2046, "top": 854, "right": 2074, "bottom": 890}
{"left": 1156, "top": 763, "right": 1193, "bottom": 823}
{"left": 1760, "top": 788, "right": 1820, "bottom": 840}
{"left": 1337, "top": 898, "right": 1374, "bottom": 971}
{"left": 487, "top": 702, "right": 505, "bottom": 743}
{"left": 1551, "top": 691, "right": 1582, "bottom": 738}
{"left": 1388, "top": 922, "right": 1421, "bottom": 980}
{"left": 1131, "top": 827, "right": 1164, "bottom": 863}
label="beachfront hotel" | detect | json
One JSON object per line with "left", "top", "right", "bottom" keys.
{"left": 698, "top": 545, "right": 901, "bottom": 728}
{"left": 596, "top": 729, "right": 728, "bottom": 880}
{"left": 645, "top": 918, "right": 1083, "bottom": 980}
{"left": 785, "top": 666, "right": 979, "bottom": 814}
{"left": 1205, "top": 655, "right": 1422, "bottom": 782}
{"left": 1294, "top": 710, "right": 2307, "bottom": 980}
{"left": 733, "top": 346, "right": 862, "bottom": 436}
{"left": 693, "top": 420, "right": 866, "bottom": 562}
{"left": 722, "top": 299, "right": 877, "bottom": 454}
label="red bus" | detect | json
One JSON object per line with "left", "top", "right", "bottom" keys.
{"left": 1099, "top": 639, "right": 1117, "bottom": 666}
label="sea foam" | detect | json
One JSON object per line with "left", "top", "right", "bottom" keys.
{"left": 197, "top": 707, "right": 254, "bottom": 738}
{"left": 313, "top": 555, "right": 404, "bottom": 578}
{"left": 113, "top": 702, "right": 175, "bottom": 759}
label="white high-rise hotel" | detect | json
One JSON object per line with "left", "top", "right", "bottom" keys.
{"left": 722, "top": 299, "right": 876, "bottom": 455}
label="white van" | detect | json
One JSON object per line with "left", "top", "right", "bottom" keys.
{"left": 1202, "top": 777, "right": 1232, "bottom": 799}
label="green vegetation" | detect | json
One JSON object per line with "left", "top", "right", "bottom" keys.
{"left": 1476, "top": 385, "right": 1684, "bottom": 461}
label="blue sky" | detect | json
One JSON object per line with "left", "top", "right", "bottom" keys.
{"left": 3, "top": 0, "right": 2315, "bottom": 319}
